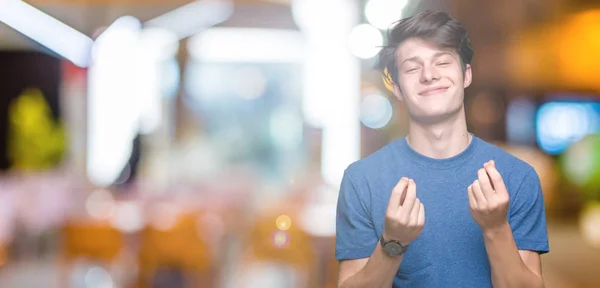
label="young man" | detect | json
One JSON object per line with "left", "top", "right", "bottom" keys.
{"left": 335, "top": 11, "right": 549, "bottom": 288}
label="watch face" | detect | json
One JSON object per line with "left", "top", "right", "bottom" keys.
{"left": 384, "top": 242, "right": 403, "bottom": 255}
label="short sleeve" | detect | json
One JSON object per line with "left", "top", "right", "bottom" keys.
{"left": 508, "top": 168, "right": 550, "bottom": 254}
{"left": 335, "top": 168, "right": 378, "bottom": 261}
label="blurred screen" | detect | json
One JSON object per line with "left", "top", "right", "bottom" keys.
{"left": 536, "top": 97, "right": 600, "bottom": 155}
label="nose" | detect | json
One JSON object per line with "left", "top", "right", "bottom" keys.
{"left": 420, "top": 64, "right": 440, "bottom": 83}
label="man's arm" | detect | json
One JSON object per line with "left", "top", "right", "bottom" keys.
{"left": 468, "top": 161, "right": 546, "bottom": 288}
{"left": 482, "top": 223, "right": 544, "bottom": 288}
{"left": 337, "top": 246, "right": 403, "bottom": 288}
{"left": 337, "top": 178, "right": 425, "bottom": 288}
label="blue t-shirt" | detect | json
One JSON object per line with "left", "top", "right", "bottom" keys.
{"left": 335, "top": 135, "right": 549, "bottom": 288}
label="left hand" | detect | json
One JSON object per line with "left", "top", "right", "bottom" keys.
{"left": 468, "top": 160, "right": 510, "bottom": 231}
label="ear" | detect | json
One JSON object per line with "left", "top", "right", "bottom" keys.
{"left": 392, "top": 82, "right": 404, "bottom": 102}
{"left": 463, "top": 64, "right": 472, "bottom": 88}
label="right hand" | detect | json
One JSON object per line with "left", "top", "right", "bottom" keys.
{"left": 383, "top": 177, "right": 425, "bottom": 246}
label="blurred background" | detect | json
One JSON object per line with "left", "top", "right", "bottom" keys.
{"left": 0, "top": 0, "right": 599, "bottom": 287}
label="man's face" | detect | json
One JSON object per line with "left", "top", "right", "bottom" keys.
{"left": 392, "top": 37, "right": 472, "bottom": 124}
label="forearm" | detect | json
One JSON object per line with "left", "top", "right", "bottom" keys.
{"left": 483, "top": 223, "right": 544, "bottom": 288}
{"left": 339, "top": 245, "right": 403, "bottom": 288}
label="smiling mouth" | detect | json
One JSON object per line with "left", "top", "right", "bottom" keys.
{"left": 419, "top": 87, "right": 448, "bottom": 96}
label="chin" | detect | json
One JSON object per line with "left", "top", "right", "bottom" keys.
{"left": 420, "top": 106, "right": 451, "bottom": 117}
{"left": 410, "top": 107, "right": 462, "bottom": 124}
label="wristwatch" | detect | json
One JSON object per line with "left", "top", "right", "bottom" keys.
{"left": 380, "top": 235, "right": 408, "bottom": 257}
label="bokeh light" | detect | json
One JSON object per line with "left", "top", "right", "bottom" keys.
{"left": 231, "top": 67, "right": 267, "bottom": 100}
{"left": 556, "top": 10, "right": 600, "bottom": 90}
{"left": 536, "top": 102, "right": 600, "bottom": 155}
{"left": 149, "top": 202, "right": 180, "bottom": 231}
{"left": 136, "top": 27, "right": 179, "bottom": 61}
{"left": 269, "top": 108, "right": 303, "bottom": 151}
{"left": 579, "top": 202, "right": 600, "bottom": 249}
{"left": 561, "top": 134, "right": 600, "bottom": 197}
{"left": 360, "top": 93, "right": 393, "bottom": 129}
{"left": 275, "top": 215, "right": 292, "bottom": 231}
{"left": 84, "top": 266, "right": 114, "bottom": 288}
{"left": 85, "top": 189, "right": 115, "bottom": 220}
{"left": 109, "top": 201, "right": 144, "bottom": 233}
{"left": 271, "top": 230, "right": 290, "bottom": 249}
{"left": 299, "top": 184, "right": 338, "bottom": 237}
{"left": 299, "top": 204, "right": 337, "bottom": 237}
{"left": 161, "top": 58, "right": 180, "bottom": 99}
{"left": 365, "top": 0, "right": 408, "bottom": 30}
{"left": 348, "top": 24, "right": 383, "bottom": 59}
{"left": 290, "top": 0, "right": 329, "bottom": 32}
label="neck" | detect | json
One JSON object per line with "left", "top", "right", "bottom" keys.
{"left": 406, "top": 107, "right": 471, "bottom": 159}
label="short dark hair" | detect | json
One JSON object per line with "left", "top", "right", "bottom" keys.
{"left": 377, "top": 11, "right": 474, "bottom": 85}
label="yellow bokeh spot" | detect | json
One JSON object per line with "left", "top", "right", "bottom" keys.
{"left": 275, "top": 215, "right": 292, "bottom": 231}
{"left": 383, "top": 68, "right": 393, "bottom": 92}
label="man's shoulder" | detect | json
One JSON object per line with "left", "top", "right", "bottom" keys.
{"left": 345, "top": 139, "right": 402, "bottom": 180}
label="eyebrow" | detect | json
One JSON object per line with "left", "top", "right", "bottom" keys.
{"left": 400, "top": 52, "right": 452, "bottom": 67}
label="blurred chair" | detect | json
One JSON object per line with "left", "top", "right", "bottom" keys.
{"left": 0, "top": 242, "right": 7, "bottom": 268}
{"left": 62, "top": 220, "right": 124, "bottom": 262}
{"left": 60, "top": 220, "right": 125, "bottom": 287}
{"left": 136, "top": 211, "right": 214, "bottom": 288}
{"left": 234, "top": 208, "right": 319, "bottom": 288}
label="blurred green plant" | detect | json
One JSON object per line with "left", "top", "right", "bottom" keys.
{"left": 7, "top": 88, "right": 66, "bottom": 171}
{"left": 560, "top": 133, "right": 600, "bottom": 202}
